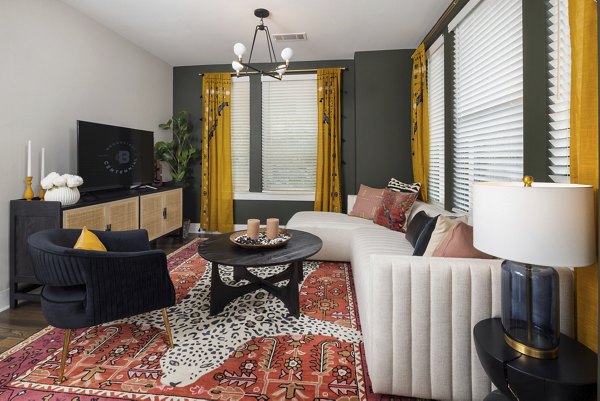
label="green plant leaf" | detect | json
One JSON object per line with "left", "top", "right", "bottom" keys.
{"left": 157, "top": 111, "right": 195, "bottom": 184}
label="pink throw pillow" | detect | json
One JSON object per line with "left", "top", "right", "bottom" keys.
{"left": 432, "top": 222, "right": 494, "bottom": 259}
{"left": 349, "top": 185, "right": 385, "bottom": 220}
{"left": 373, "top": 189, "right": 418, "bottom": 232}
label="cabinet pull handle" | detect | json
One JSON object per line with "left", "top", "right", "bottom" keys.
{"left": 163, "top": 208, "right": 167, "bottom": 219}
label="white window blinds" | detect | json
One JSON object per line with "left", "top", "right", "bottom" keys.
{"left": 261, "top": 74, "right": 317, "bottom": 192}
{"left": 230, "top": 77, "right": 250, "bottom": 192}
{"left": 427, "top": 40, "right": 445, "bottom": 206}
{"left": 547, "top": 0, "right": 571, "bottom": 183}
{"left": 452, "top": 0, "right": 524, "bottom": 211}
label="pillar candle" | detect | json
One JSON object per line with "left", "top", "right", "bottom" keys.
{"left": 26, "top": 140, "right": 31, "bottom": 177}
{"left": 247, "top": 219, "right": 260, "bottom": 240}
{"left": 266, "top": 218, "right": 279, "bottom": 240}
{"left": 40, "top": 147, "right": 45, "bottom": 179}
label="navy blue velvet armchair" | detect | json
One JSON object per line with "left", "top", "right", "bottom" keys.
{"left": 27, "top": 228, "right": 176, "bottom": 383}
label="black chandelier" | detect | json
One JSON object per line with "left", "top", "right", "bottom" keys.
{"left": 231, "top": 8, "right": 293, "bottom": 81}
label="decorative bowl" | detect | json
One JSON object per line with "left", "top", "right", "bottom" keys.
{"left": 44, "top": 186, "right": 80, "bottom": 206}
{"left": 229, "top": 228, "right": 292, "bottom": 249}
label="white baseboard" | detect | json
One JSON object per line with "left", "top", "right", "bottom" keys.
{"left": 0, "top": 289, "right": 10, "bottom": 312}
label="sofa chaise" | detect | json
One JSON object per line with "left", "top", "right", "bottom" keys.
{"left": 287, "top": 196, "right": 574, "bottom": 401}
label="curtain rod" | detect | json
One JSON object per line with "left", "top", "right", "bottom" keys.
{"left": 422, "top": 0, "right": 461, "bottom": 45}
{"left": 198, "top": 67, "right": 348, "bottom": 76}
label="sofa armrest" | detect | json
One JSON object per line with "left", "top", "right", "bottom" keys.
{"left": 362, "top": 254, "right": 573, "bottom": 400}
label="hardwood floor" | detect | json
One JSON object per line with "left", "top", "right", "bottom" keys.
{"left": 0, "top": 233, "right": 203, "bottom": 354}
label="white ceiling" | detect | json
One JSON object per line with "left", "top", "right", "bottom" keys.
{"left": 61, "top": 0, "right": 450, "bottom": 67}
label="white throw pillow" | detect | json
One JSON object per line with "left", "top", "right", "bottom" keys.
{"left": 423, "top": 214, "right": 468, "bottom": 256}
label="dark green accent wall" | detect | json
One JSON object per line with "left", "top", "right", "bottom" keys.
{"left": 173, "top": 54, "right": 415, "bottom": 224}
{"left": 523, "top": 0, "right": 549, "bottom": 181}
{"left": 173, "top": 60, "right": 357, "bottom": 224}
{"left": 354, "top": 50, "right": 415, "bottom": 188}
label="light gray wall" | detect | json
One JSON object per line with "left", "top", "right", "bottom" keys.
{"left": 0, "top": 0, "right": 173, "bottom": 309}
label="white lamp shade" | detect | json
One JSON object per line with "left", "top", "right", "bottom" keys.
{"left": 232, "top": 61, "right": 244, "bottom": 72}
{"left": 473, "top": 181, "right": 596, "bottom": 267}
{"left": 281, "top": 47, "right": 293, "bottom": 62}
{"left": 233, "top": 42, "right": 247, "bottom": 58}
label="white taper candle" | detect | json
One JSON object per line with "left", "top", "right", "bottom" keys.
{"left": 40, "top": 147, "right": 45, "bottom": 179}
{"left": 26, "top": 140, "right": 31, "bottom": 177}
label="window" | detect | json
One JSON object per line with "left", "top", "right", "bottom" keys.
{"left": 230, "top": 77, "right": 250, "bottom": 192}
{"left": 547, "top": 0, "right": 571, "bottom": 183}
{"left": 261, "top": 74, "right": 318, "bottom": 192}
{"left": 450, "top": 0, "right": 524, "bottom": 211}
{"left": 427, "top": 39, "right": 445, "bottom": 206}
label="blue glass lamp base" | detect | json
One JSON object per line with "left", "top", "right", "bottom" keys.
{"left": 501, "top": 260, "right": 560, "bottom": 359}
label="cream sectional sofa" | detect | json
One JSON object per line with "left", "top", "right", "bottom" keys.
{"left": 286, "top": 197, "right": 574, "bottom": 401}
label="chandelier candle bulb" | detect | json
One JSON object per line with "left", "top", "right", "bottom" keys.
{"left": 246, "top": 219, "right": 260, "bottom": 240}
{"left": 266, "top": 218, "right": 279, "bottom": 240}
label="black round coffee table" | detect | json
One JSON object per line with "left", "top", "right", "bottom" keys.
{"left": 198, "top": 229, "right": 322, "bottom": 317}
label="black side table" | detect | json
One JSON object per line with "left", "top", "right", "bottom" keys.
{"left": 474, "top": 318, "right": 597, "bottom": 401}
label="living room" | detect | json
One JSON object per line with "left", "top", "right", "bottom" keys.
{"left": 1, "top": 0, "right": 599, "bottom": 400}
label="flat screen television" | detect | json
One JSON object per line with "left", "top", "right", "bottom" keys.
{"left": 77, "top": 120, "right": 154, "bottom": 192}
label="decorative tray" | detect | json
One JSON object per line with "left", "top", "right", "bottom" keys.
{"left": 229, "top": 228, "right": 292, "bottom": 249}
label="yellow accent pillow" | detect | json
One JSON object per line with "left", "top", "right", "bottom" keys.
{"left": 73, "top": 227, "right": 107, "bottom": 252}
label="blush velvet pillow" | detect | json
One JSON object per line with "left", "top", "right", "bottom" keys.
{"left": 349, "top": 184, "right": 385, "bottom": 220}
{"left": 373, "top": 189, "right": 418, "bottom": 232}
{"left": 423, "top": 214, "right": 468, "bottom": 256}
{"left": 432, "top": 222, "right": 494, "bottom": 259}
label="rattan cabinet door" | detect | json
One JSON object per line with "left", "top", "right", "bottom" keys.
{"left": 140, "top": 193, "right": 164, "bottom": 241}
{"left": 106, "top": 198, "right": 139, "bottom": 231}
{"left": 163, "top": 188, "right": 183, "bottom": 234}
{"left": 63, "top": 204, "right": 106, "bottom": 230}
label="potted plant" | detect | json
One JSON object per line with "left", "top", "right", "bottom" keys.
{"left": 155, "top": 110, "right": 197, "bottom": 185}
{"left": 155, "top": 110, "right": 197, "bottom": 237}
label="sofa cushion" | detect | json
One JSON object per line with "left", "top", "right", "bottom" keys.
{"left": 387, "top": 177, "right": 421, "bottom": 194}
{"left": 405, "top": 211, "right": 435, "bottom": 247}
{"left": 423, "top": 215, "right": 468, "bottom": 256}
{"left": 432, "top": 222, "right": 494, "bottom": 259}
{"left": 286, "top": 211, "right": 380, "bottom": 262}
{"left": 350, "top": 226, "right": 414, "bottom": 330}
{"left": 349, "top": 185, "right": 385, "bottom": 220}
{"left": 412, "top": 215, "right": 439, "bottom": 256}
{"left": 373, "top": 189, "right": 418, "bottom": 232}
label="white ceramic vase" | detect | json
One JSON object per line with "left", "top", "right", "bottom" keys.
{"left": 44, "top": 186, "right": 80, "bottom": 206}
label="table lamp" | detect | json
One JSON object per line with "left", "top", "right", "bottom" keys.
{"left": 472, "top": 177, "right": 595, "bottom": 359}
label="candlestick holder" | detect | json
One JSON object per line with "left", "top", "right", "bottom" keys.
{"left": 38, "top": 187, "right": 45, "bottom": 201}
{"left": 24, "top": 176, "right": 34, "bottom": 201}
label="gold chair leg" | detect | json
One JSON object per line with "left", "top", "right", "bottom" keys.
{"left": 161, "top": 308, "right": 174, "bottom": 348}
{"left": 58, "top": 329, "right": 72, "bottom": 383}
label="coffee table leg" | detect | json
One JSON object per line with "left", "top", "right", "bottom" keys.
{"left": 287, "top": 261, "right": 302, "bottom": 317}
{"left": 210, "top": 263, "right": 223, "bottom": 315}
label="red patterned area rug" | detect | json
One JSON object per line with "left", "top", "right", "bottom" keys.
{"left": 0, "top": 238, "right": 426, "bottom": 401}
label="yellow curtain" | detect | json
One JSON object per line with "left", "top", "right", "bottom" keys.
{"left": 315, "top": 68, "right": 342, "bottom": 212}
{"left": 411, "top": 43, "right": 429, "bottom": 202}
{"left": 569, "top": 0, "right": 598, "bottom": 352}
{"left": 200, "top": 73, "right": 233, "bottom": 233}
